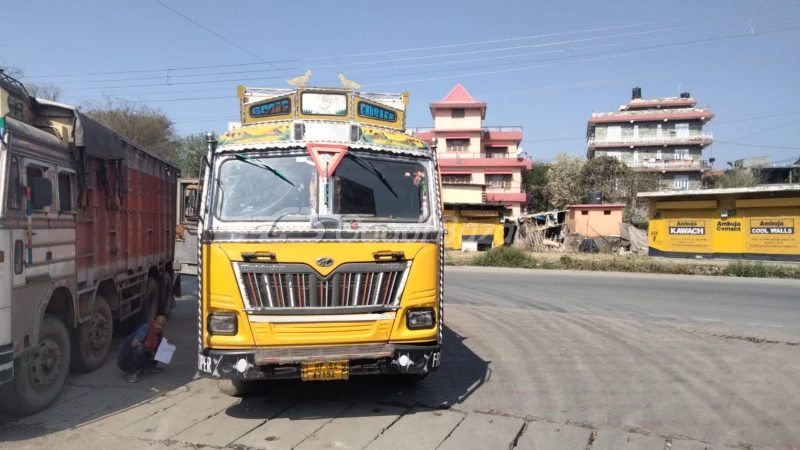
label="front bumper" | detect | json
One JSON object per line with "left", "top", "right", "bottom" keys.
{"left": 0, "top": 344, "right": 14, "bottom": 385}
{"left": 196, "top": 343, "right": 441, "bottom": 380}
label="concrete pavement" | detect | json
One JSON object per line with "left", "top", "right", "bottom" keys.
{"left": 1, "top": 268, "right": 798, "bottom": 450}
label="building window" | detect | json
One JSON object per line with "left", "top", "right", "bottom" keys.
{"left": 446, "top": 138, "right": 469, "bottom": 152}
{"left": 675, "top": 123, "right": 689, "bottom": 138}
{"left": 581, "top": 210, "right": 588, "bottom": 215}
{"left": 607, "top": 126, "right": 621, "bottom": 140}
{"left": 657, "top": 124, "right": 663, "bottom": 138}
{"left": 674, "top": 149, "right": 689, "bottom": 160}
{"left": 674, "top": 175, "right": 689, "bottom": 190}
{"left": 451, "top": 109, "right": 465, "bottom": 118}
{"left": 487, "top": 174, "right": 511, "bottom": 189}
{"left": 6, "top": 156, "right": 21, "bottom": 210}
{"left": 485, "top": 147, "right": 508, "bottom": 158}
{"left": 443, "top": 174, "right": 471, "bottom": 184}
{"left": 633, "top": 125, "right": 639, "bottom": 139}
{"left": 656, "top": 149, "right": 662, "bottom": 160}
{"left": 606, "top": 151, "right": 622, "bottom": 161}
{"left": 58, "top": 172, "right": 73, "bottom": 213}
{"left": 603, "top": 210, "right": 611, "bottom": 215}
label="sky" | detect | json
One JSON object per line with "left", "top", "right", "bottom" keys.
{"left": 2, "top": 0, "right": 799, "bottom": 167}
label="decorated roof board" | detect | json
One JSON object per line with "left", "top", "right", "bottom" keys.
{"left": 218, "top": 84, "right": 430, "bottom": 153}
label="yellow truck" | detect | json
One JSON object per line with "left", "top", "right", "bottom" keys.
{"left": 188, "top": 81, "right": 445, "bottom": 394}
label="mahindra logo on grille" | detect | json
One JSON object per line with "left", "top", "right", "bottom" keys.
{"left": 240, "top": 264, "right": 287, "bottom": 273}
{"left": 316, "top": 257, "right": 334, "bottom": 267}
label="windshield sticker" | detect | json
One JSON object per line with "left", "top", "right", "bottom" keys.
{"left": 301, "top": 92, "right": 348, "bottom": 116}
{"left": 360, "top": 126, "right": 430, "bottom": 152}
{"left": 250, "top": 97, "right": 292, "bottom": 117}
{"left": 218, "top": 124, "right": 292, "bottom": 146}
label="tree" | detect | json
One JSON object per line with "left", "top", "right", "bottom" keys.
{"left": 523, "top": 161, "right": 550, "bottom": 212}
{"left": 27, "top": 83, "right": 63, "bottom": 102}
{"left": 546, "top": 153, "right": 586, "bottom": 208}
{"left": 578, "top": 155, "right": 632, "bottom": 203}
{"left": 171, "top": 132, "right": 210, "bottom": 178}
{"left": 715, "top": 168, "right": 759, "bottom": 188}
{"left": 1, "top": 65, "right": 63, "bottom": 101}
{"left": 80, "top": 95, "right": 178, "bottom": 161}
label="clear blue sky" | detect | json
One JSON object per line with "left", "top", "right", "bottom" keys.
{"left": 2, "top": 0, "right": 799, "bottom": 166}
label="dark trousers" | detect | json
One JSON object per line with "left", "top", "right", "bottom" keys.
{"left": 117, "top": 345, "right": 152, "bottom": 374}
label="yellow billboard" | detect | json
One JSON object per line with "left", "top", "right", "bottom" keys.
{"left": 645, "top": 188, "right": 800, "bottom": 261}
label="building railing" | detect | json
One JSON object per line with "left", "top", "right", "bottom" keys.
{"left": 627, "top": 159, "right": 712, "bottom": 169}
{"left": 483, "top": 126, "right": 523, "bottom": 132}
{"left": 406, "top": 126, "right": 523, "bottom": 134}
{"left": 486, "top": 183, "right": 525, "bottom": 193}
{"left": 588, "top": 132, "right": 713, "bottom": 147}
{"left": 438, "top": 152, "right": 530, "bottom": 160}
{"left": 590, "top": 107, "right": 712, "bottom": 118}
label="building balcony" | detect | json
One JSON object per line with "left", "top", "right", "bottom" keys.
{"left": 627, "top": 159, "right": 712, "bottom": 171}
{"left": 408, "top": 126, "right": 523, "bottom": 142}
{"left": 587, "top": 132, "right": 713, "bottom": 148}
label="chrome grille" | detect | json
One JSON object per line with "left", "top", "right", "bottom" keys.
{"left": 237, "top": 262, "right": 410, "bottom": 311}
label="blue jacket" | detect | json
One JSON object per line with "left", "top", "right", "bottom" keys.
{"left": 117, "top": 323, "right": 152, "bottom": 364}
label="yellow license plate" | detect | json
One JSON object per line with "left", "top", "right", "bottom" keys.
{"left": 300, "top": 360, "right": 350, "bottom": 381}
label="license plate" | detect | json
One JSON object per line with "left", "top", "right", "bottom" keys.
{"left": 300, "top": 360, "right": 350, "bottom": 381}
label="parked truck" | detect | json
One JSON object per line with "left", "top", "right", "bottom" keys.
{"left": 190, "top": 81, "right": 445, "bottom": 395}
{"left": 0, "top": 71, "right": 178, "bottom": 415}
{"left": 173, "top": 178, "right": 199, "bottom": 298}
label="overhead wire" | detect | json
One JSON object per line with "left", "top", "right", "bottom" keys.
{"left": 22, "top": 1, "right": 800, "bottom": 80}
{"left": 60, "top": 21, "right": 800, "bottom": 95}
{"left": 151, "top": 0, "right": 292, "bottom": 76}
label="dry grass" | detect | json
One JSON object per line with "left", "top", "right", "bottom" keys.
{"left": 447, "top": 247, "right": 800, "bottom": 280}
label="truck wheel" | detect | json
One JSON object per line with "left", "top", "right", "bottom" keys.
{"left": 70, "top": 295, "right": 113, "bottom": 373}
{"left": 140, "top": 277, "right": 159, "bottom": 323}
{"left": 160, "top": 273, "right": 175, "bottom": 319}
{"left": 218, "top": 379, "right": 257, "bottom": 397}
{"left": 0, "top": 316, "right": 71, "bottom": 416}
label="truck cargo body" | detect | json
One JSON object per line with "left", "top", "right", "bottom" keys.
{"left": 0, "top": 74, "right": 178, "bottom": 415}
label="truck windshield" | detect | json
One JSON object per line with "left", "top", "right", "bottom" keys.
{"left": 332, "top": 155, "right": 430, "bottom": 223}
{"left": 214, "top": 154, "right": 318, "bottom": 221}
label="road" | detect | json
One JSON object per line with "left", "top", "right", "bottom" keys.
{"left": 2, "top": 267, "right": 799, "bottom": 450}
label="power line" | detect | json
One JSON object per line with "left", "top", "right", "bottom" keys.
{"left": 365, "top": 25, "right": 800, "bottom": 88}
{"left": 62, "top": 23, "right": 800, "bottom": 95}
{"left": 57, "top": 14, "right": 761, "bottom": 88}
{"left": 151, "top": 0, "right": 292, "bottom": 77}
{"left": 24, "top": 1, "right": 800, "bottom": 80}
{"left": 714, "top": 141, "right": 800, "bottom": 150}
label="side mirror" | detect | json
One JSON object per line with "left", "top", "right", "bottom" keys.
{"left": 30, "top": 178, "right": 53, "bottom": 210}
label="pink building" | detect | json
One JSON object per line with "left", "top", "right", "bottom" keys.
{"left": 411, "top": 84, "right": 532, "bottom": 216}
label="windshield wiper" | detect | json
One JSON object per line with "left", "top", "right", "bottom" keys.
{"left": 235, "top": 153, "right": 295, "bottom": 187}
{"left": 344, "top": 153, "right": 398, "bottom": 198}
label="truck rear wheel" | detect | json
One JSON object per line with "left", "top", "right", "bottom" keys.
{"left": 70, "top": 295, "right": 113, "bottom": 373}
{"left": 0, "top": 315, "right": 71, "bottom": 416}
{"left": 140, "top": 277, "right": 159, "bottom": 323}
{"left": 218, "top": 379, "right": 257, "bottom": 397}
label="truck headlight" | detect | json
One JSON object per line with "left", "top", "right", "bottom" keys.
{"left": 406, "top": 308, "right": 435, "bottom": 330}
{"left": 208, "top": 314, "right": 237, "bottom": 335}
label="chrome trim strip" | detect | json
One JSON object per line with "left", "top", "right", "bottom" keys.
{"left": 248, "top": 312, "right": 396, "bottom": 323}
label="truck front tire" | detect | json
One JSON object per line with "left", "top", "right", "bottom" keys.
{"left": 218, "top": 379, "right": 257, "bottom": 397}
{"left": 71, "top": 295, "right": 113, "bottom": 373}
{"left": 0, "top": 315, "right": 71, "bottom": 416}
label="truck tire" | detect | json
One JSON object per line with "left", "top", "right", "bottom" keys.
{"left": 218, "top": 379, "right": 257, "bottom": 397}
{"left": 70, "top": 295, "right": 113, "bottom": 373}
{"left": 160, "top": 273, "right": 175, "bottom": 319}
{"left": 0, "top": 315, "right": 71, "bottom": 416}
{"left": 140, "top": 277, "right": 159, "bottom": 323}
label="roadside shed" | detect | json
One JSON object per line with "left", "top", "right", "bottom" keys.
{"left": 567, "top": 204, "right": 625, "bottom": 237}
{"left": 638, "top": 184, "right": 800, "bottom": 261}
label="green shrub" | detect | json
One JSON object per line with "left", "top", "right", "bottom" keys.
{"left": 472, "top": 246, "right": 538, "bottom": 269}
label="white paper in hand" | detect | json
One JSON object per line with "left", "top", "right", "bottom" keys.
{"left": 154, "top": 338, "right": 176, "bottom": 364}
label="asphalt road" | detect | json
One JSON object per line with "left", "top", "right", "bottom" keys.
{"left": 2, "top": 268, "right": 799, "bottom": 450}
